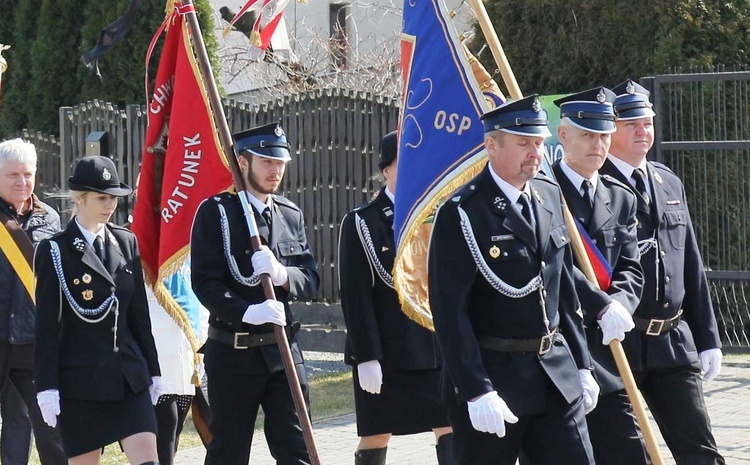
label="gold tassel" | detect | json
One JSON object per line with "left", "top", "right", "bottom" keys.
{"left": 250, "top": 29, "right": 262, "bottom": 47}
{"left": 191, "top": 369, "right": 200, "bottom": 387}
{"left": 222, "top": 25, "right": 232, "bottom": 38}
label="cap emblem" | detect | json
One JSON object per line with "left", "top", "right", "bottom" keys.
{"left": 596, "top": 88, "right": 606, "bottom": 103}
{"left": 532, "top": 97, "right": 542, "bottom": 113}
{"left": 626, "top": 81, "right": 635, "bottom": 95}
{"left": 102, "top": 167, "right": 111, "bottom": 181}
{"left": 274, "top": 126, "right": 283, "bottom": 137}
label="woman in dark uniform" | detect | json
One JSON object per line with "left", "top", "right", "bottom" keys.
{"left": 33, "top": 156, "right": 162, "bottom": 465}
{"left": 338, "top": 132, "right": 453, "bottom": 465}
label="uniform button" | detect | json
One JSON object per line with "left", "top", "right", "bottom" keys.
{"left": 661, "top": 251, "right": 666, "bottom": 257}
{"left": 291, "top": 247, "right": 295, "bottom": 252}
{"left": 469, "top": 185, "right": 476, "bottom": 190}
{"left": 10, "top": 313, "right": 13, "bottom": 318}
{"left": 454, "top": 387, "right": 460, "bottom": 394}
{"left": 561, "top": 235, "right": 566, "bottom": 241}
{"left": 592, "top": 239, "right": 597, "bottom": 245}
{"left": 665, "top": 276, "right": 670, "bottom": 283}
{"left": 110, "top": 286, "right": 116, "bottom": 292}
{"left": 663, "top": 303, "right": 669, "bottom": 308}
{"left": 503, "top": 252, "right": 508, "bottom": 257}
{"left": 541, "top": 261, "right": 546, "bottom": 269}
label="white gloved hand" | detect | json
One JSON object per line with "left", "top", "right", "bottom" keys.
{"left": 699, "top": 348, "right": 723, "bottom": 383}
{"left": 598, "top": 301, "right": 635, "bottom": 345}
{"left": 149, "top": 376, "right": 164, "bottom": 405}
{"left": 252, "top": 246, "right": 288, "bottom": 286}
{"left": 467, "top": 391, "right": 519, "bottom": 437}
{"left": 36, "top": 389, "right": 60, "bottom": 428}
{"left": 242, "top": 299, "right": 287, "bottom": 326}
{"left": 357, "top": 360, "right": 383, "bottom": 394}
{"left": 579, "top": 369, "right": 600, "bottom": 414}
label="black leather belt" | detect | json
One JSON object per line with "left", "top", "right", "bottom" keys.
{"left": 476, "top": 328, "right": 558, "bottom": 355}
{"left": 208, "top": 326, "right": 291, "bottom": 349}
{"left": 634, "top": 310, "right": 683, "bottom": 336}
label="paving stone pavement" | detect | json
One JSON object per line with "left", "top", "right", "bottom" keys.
{"left": 174, "top": 353, "right": 750, "bottom": 465}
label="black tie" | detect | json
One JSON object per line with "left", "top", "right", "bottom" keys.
{"left": 94, "top": 235, "right": 106, "bottom": 265}
{"left": 518, "top": 192, "right": 535, "bottom": 229}
{"left": 631, "top": 169, "right": 651, "bottom": 210}
{"left": 262, "top": 207, "right": 272, "bottom": 238}
{"left": 581, "top": 179, "right": 594, "bottom": 209}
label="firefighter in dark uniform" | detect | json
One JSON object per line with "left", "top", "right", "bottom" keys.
{"left": 191, "top": 122, "right": 319, "bottom": 465}
{"left": 428, "top": 95, "right": 598, "bottom": 465}
{"left": 34, "top": 156, "right": 161, "bottom": 462}
{"left": 552, "top": 87, "right": 650, "bottom": 464}
{"left": 599, "top": 79, "right": 724, "bottom": 464}
{"left": 339, "top": 131, "right": 452, "bottom": 465}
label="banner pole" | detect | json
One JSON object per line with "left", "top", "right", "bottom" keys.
{"left": 178, "top": 2, "right": 322, "bottom": 463}
{"left": 466, "top": 1, "right": 664, "bottom": 462}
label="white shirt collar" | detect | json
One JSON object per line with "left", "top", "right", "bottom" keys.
{"left": 384, "top": 186, "right": 395, "bottom": 204}
{"left": 75, "top": 218, "right": 106, "bottom": 246}
{"left": 560, "top": 159, "right": 598, "bottom": 194}
{"left": 488, "top": 165, "right": 532, "bottom": 209}
{"left": 245, "top": 191, "right": 272, "bottom": 214}
{"left": 607, "top": 154, "right": 641, "bottom": 179}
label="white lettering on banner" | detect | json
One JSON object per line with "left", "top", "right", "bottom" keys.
{"left": 161, "top": 133, "right": 203, "bottom": 223}
{"left": 433, "top": 110, "right": 472, "bottom": 135}
{"left": 149, "top": 76, "right": 175, "bottom": 115}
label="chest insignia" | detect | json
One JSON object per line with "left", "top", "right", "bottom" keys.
{"left": 653, "top": 172, "right": 663, "bottom": 184}
{"left": 491, "top": 234, "right": 514, "bottom": 242}
{"left": 82, "top": 273, "right": 92, "bottom": 284}
{"left": 381, "top": 246, "right": 389, "bottom": 252}
{"left": 73, "top": 278, "right": 80, "bottom": 285}
{"left": 82, "top": 289, "right": 94, "bottom": 301}
{"left": 666, "top": 199, "right": 681, "bottom": 206}
{"left": 493, "top": 197, "right": 508, "bottom": 213}
{"left": 489, "top": 245, "right": 501, "bottom": 259}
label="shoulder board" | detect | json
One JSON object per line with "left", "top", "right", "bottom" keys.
{"left": 273, "top": 195, "right": 301, "bottom": 211}
{"left": 534, "top": 171, "right": 556, "bottom": 184}
{"left": 599, "top": 174, "right": 630, "bottom": 191}
{"left": 107, "top": 223, "right": 132, "bottom": 233}
{"left": 650, "top": 161, "right": 675, "bottom": 175}
{"left": 352, "top": 197, "right": 377, "bottom": 213}
{"left": 209, "top": 190, "right": 237, "bottom": 203}
{"left": 448, "top": 182, "right": 480, "bottom": 204}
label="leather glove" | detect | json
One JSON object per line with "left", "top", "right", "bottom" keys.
{"left": 149, "top": 376, "right": 164, "bottom": 405}
{"left": 579, "top": 369, "right": 600, "bottom": 414}
{"left": 252, "top": 245, "right": 288, "bottom": 286}
{"left": 598, "top": 301, "right": 635, "bottom": 345}
{"left": 36, "top": 389, "right": 60, "bottom": 428}
{"left": 467, "top": 391, "right": 518, "bottom": 437}
{"left": 242, "top": 299, "right": 286, "bottom": 326}
{"left": 357, "top": 360, "right": 383, "bottom": 394}
{"left": 699, "top": 348, "right": 723, "bottom": 383}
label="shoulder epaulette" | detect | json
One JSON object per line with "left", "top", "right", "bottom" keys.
{"left": 273, "top": 195, "right": 301, "bottom": 211}
{"left": 209, "top": 190, "right": 236, "bottom": 203}
{"left": 352, "top": 198, "right": 376, "bottom": 213}
{"left": 448, "top": 182, "right": 480, "bottom": 205}
{"left": 533, "top": 172, "right": 557, "bottom": 186}
{"left": 650, "top": 161, "right": 675, "bottom": 175}
{"left": 599, "top": 173, "right": 631, "bottom": 191}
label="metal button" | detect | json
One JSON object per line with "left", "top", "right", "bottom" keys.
{"left": 663, "top": 303, "right": 669, "bottom": 308}
{"left": 541, "top": 261, "right": 547, "bottom": 269}
{"left": 661, "top": 251, "right": 666, "bottom": 257}
{"left": 10, "top": 313, "right": 13, "bottom": 318}
{"left": 665, "top": 276, "right": 670, "bottom": 283}
{"left": 110, "top": 286, "right": 116, "bottom": 292}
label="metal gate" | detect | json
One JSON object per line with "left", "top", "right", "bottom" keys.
{"left": 644, "top": 71, "right": 750, "bottom": 349}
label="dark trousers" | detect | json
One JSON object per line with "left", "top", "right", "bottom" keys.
{"left": 154, "top": 394, "right": 192, "bottom": 465}
{"left": 635, "top": 363, "right": 724, "bottom": 465}
{"left": 0, "top": 343, "right": 66, "bottom": 465}
{"left": 586, "top": 389, "right": 651, "bottom": 465}
{"left": 1, "top": 382, "right": 31, "bottom": 465}
{"left": 204, "top": 364, "right": 310, "bottom": 465}
{"left": 449, "top": 392, "right": 594, "bottom": 465}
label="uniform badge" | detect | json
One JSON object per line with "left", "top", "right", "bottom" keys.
{"left": 224, "top": 291, "right": 232, "bottom": 298}
{"left": 493, "top": 197, "right": 507, "bottom": 212}
{"left": 489, "top": 245, "right": 501, "bottom": 259}
{"left": 82, "top": 290, "right": 94, "bottom": 301}
{"left": 576, "top": 307, "right": 584, "bottom": 319}
{"left": 381, "top": 246, "right": 389, "bottom": 252}
{"left": 666, "top": 199, "right": 681, "bottom": 206}
{"left": 596, "top": 88, "right": 606, "bottom": 103}
{"left": 102, "top": 167, "right": 112, "bottom": 181}
{"left": 653, "top": 171, "right": 663, "bottom": 184}
{"left": 214, "top": 196, "right": 222, "bottom": 201}
{"left": 274, "top": 126, "right": 283, "bottom": 137}
{"left": 73, "top": 237, "right": 85, "bottom": 252}
{"left": 383, "top": 207, "right": 393, "bottom": 217}
{"left": 82, "top": 273, "right": 92, "bottom": 284}
{"left": 451, "top": 196, "right": 461, "bottom": 203}
{"left": 532, "top": 97, "right": 542, "bottom": 113}
{"left": 73, "top": 279, "right": 80, "bottom": 285}
{"left": 626, "top": 81, "right": 636, "bottom": 95}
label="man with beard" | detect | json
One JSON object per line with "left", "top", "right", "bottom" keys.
{"left": 191, "top": 122, "right": 319, "bottom": 465}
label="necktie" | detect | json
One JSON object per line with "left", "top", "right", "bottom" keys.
{"left": 581, "top": 179, "right": 594, "bottom": 209}
{"left": 631, "top": 169, "right": 650, "bottom": 206}
{"left": 518, "top": 192, "right": 535, "bottom": 230}
{"left": 262, "top": 207, "right": 272, "bottom": 238}
{"left": 94, "top": 235, "right": 106, "bottom": 265}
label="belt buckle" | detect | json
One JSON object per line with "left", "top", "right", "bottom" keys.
{"left": 646, "top": 319, "right": 664, "bottom": 336}
{"left": 233, "top": 332, "right": 250, "bottom": 349}
{"left": 539, "top": 333, "right": 553, "bottom": 355}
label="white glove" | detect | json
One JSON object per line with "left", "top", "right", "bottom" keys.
{"left": 467, "top": 391, "right": 518, "bottom": 437}
{"left": 149, "top": 376, "right": 164, "bottom": 405}
{"left": 36, "top": 389, "right": 60, "bottom": 428}
{"left": 598, "top": 301, "right": 635, "bottom": 345}
{"left": 252, "top": 246, "right": 288, "bottom": 286}
{"left": 242, "top": 299, "right": 287, "bottom": 326}
{"left": 579, "top": 369, "right": 600, "bottom": 414}
{"left": 699, "top": 348, "right": 723, "bottom": 383}
{"left": 357, "top": 360, "right": 383, "bottom": 394}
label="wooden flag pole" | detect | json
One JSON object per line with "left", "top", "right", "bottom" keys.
{"left": 466, "top": 0, "right": 665, "bottom": 462}
{"left": 179, "top": 2, "right": 322, "bottom": 463}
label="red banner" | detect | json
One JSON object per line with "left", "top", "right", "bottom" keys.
{"left": 132, "top": 4, "right": 232, "bottom": 284}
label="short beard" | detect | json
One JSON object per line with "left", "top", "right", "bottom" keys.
{"left": 245, "top": 164, "right": 278, "bottom": 195}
